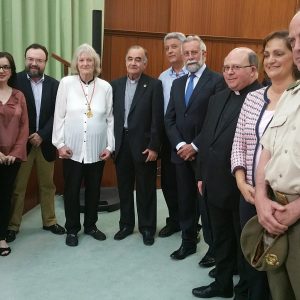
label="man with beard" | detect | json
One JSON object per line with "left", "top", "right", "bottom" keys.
{"left": 164, "top": 35, "right": 225, "bottom": 261}
{"left": 6, "top": 44, "right": 65, "bottom": 242}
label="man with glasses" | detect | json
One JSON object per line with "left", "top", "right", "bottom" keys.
{"left": 6, "top": 43, "right": 65, "bottom": 243}
{"left": 192, "top": 47, "right": 260, "bottom": 298}
{"left": 164, "top": 35, "right": 225, "bottom": 261}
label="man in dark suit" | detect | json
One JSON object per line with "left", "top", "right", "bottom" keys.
{"left": 164, "top": 35, "right": 225, "bottom": 261}
{"left": 6, "top": 44, "right": 65, "bottom": 242}
{"left": 111, "top": 45, "right": 164, "bottom": 246}
{"left": 192, "top": 48, "right": 261, "bottom": 299}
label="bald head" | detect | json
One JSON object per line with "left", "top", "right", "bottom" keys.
{"left": 289, "top": 11, "right": 300, "bottom": 70}
{"left": 223, "top": 47, "right": 258, "bottom": 92}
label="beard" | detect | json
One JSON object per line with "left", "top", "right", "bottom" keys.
{"left": 186, "top": 59, "right": 203, "bottom": 73}
{"left": 25, "top": 65, "right": 43, "bottom": 78}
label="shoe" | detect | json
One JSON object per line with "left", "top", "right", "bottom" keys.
{"left": 0, "top": 247, "right": 11, "bottom": 256}
{"left": 85, "top": 229, "right": 106, "bottom": 241}
{"left": 114, "top": 228, "right": 133, "bottom": 240}
{"left": 198, "top": 253, "right": 215, "bottom": 268}
{"left": 208, "top": 267, "right": 216, "bottom": 278}
{"left": 66, "top": 234, "right": 78, "bottom": 247}
{"left": 43, "top": 224, "right": 66, "bottom": 235}
{"left": 192, "top": 283, "right": 233, "bottom": 298}
{"left": 6, "top": 230, "right": 17, "bottom": 243}
{"left": 142, "top": 230, "right": 154, "bottom": 246}
{"left": 170, "top": 244, "right": 196, "bottom": 260}
{"left": 158, "top": 224, "right": 180, "bottom": 238}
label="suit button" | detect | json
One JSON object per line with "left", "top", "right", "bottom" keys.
{"left": 184, "top": 113, "right": 187, "bottom": 117}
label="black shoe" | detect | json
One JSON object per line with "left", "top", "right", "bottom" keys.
{"left": 192, "top": 283, "right": 233, "bottom": 298}
{"left": 198, "top": 253, "right": 215, "bottom": 268}
{"left": 66, "top": 234, "right": 78, "bottom": 247}
{"left": 6, "top": 230, "right": 17, "bottom": 243}
{"left": 208, "top": 267, "right": 216, "bottom": 278}
{"left": 142, "top": 230, "right": 154, "bottom": 246}
{"left": 158, "top": 224, "right": 180, "bottom": 238}
{"left": 114, "top": 228, "right": 133, "bottom": 240}
{"left": 170, "top": 244, "right": 196, "bottom": 260}
{"left": 85, "top": 229, "right": 106, "bottom": 241}
{"left": 43, "top": 224, "right": 65, "bottom": 235}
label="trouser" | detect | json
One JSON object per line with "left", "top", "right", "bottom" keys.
{"left": 8, "top": 147, "right": 56, "bottom": 231}
{"left": 239, "top": 196, "right": 270, "bottom": 300}
{"left": 115, "top": 131, "right": 157, "bottom": 234}
{"left": 63, "top": 159, "right": 105, "bottom": 234}
{"left": 267, "top": 219, "right": 300, "bottom": 300}
{"left": 0, "top": 162, "right": 20, "bottom": 240}
{"left": 160, "top": 138, "right": 179, "bottom": 228}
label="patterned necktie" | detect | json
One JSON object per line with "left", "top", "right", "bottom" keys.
{"left": 185, "top": 73, "right": 196, "bottom": 106}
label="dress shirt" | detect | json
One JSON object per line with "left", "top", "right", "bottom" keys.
{"left": 124, "top": 77, "right": 138, "bottom": 128}
{"left": 159, "top": 66, "right": 187, "bottom": 114}
{"left": 176, "top": 64, "right": 207, "bottom": 151}
{"left": 52, "top": 75, "right": 115, "bottom": 164}
{"left": 27, "top": 74, "right": 44, "bottom": 131}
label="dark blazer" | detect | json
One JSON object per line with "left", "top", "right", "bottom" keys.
{"left": 196, "top": 81, "right": 261, "bottom": 209}
{"left": 111, "top": 73, "right": 164, "bottom": 162}
{"left": 164, "top": 67, "right": 226, "bottom": 164}
{"left": 16, "top": 71, "right": 59, "bottom": 162}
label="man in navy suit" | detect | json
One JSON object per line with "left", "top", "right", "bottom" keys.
{"left": 6, "top": 44, "right": 65, "bottom": 242}
{"left": 164, "top": 36, "right": 225, "bottom": 261}
{"left": 111, "top": 45, "right": 164, "bottom": 246}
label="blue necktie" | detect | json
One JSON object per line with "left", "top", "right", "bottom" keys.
{"left": 185, "top": 73, "right": 196, "bottom": 106}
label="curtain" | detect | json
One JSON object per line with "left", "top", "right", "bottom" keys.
{"left": 0, "top": 0, "right": 104, "bottom": 80}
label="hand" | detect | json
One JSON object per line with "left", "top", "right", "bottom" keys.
{"left": 29, "top": 133, "right": 43, "bottom": 147}
{"left": 0, "top": 152, "right": 6, "bottom": 164}
{"left": 197, "top": 180, "right": 203, "bottom": 195}
{"left": 177, "top": 144, "right": 196, "bottom": 161}
{"left": 237, "top": 181, "right": 255, "bottom": 204}
{"left": 255, "top": 194, "right": 287, "bottom": 235}
{"left": 4, "top": 155, "right": 16, "bottom": 165}
{"left": 99, "top": 149, "right": 111, "bottom": 161}
{"left": 274, "top": 198, "right": 300, "bottom": 227}
{"left": 58, "top": 146, "right": 73, "bottom": 159}
{"left": 142, "top": 149, "right": 158, "bottom": 162}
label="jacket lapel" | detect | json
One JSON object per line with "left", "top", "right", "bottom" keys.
{"left": 129, "top": 74, "right": 148, "bottom": 115}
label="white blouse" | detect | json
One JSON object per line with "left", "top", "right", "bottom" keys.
{"left": 52, "top": 75, "right": 114, "bottom": 164}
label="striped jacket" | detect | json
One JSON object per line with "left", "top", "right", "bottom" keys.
{"left": 231, "top": 86, "right": 270, "bottom": 186}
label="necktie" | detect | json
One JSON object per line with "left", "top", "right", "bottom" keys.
{"left": 185, "top": 73, "right": 196, "bottom": 106}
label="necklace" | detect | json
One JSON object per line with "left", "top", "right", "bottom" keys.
{"left": 79, "top": 77, "right": 95, "bottom": 118}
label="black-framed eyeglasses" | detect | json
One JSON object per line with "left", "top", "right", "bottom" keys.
{"left": 223, "top": 65, "right": 253, "bottom": 73}
{"left": 0, "top": 65, "right": 11, "bottom": 71}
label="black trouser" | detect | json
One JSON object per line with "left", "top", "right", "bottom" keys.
{"left": 160, "top": 138, "right": 179, "bottom": 229}
{"left": 239, "top": 195, "right": 271, "bottom": 300}
{"left": 0, "top": 162, "right": 20, "bottom": 239}
{"left": 63, "top": 159, "right": 104, "bottom": 234}
{"left": 115, "top": 132, "right": 157, "bottom": 234}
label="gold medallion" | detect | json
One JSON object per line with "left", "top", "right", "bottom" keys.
{"left": 87, "top": 109, "right": 93, "bottom": 118}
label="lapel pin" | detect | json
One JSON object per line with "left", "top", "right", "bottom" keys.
{"left": 143, "top": 84, "right": 147, "bottom": 88}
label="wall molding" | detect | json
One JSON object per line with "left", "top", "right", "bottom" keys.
{"left": 104, "top": 29, "right": 263, "bottom": 44}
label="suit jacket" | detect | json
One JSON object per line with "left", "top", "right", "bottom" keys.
{"left": 16, "top": 71, "right": 59, "bottom": 162}
{"left": 164, "top": 67, "right": 226, "bottom": 164}
{"left": 196, "top": 81, "right": 261, "bottom": 209}
{"left": 111, "top": 73, "right": 164, "bottom": 162}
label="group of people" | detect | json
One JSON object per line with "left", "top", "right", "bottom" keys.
{"left": 1, "top": 10, "right": 300, "bottom": 300}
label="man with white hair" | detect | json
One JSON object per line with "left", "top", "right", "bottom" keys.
{"left": 165, "top": 35, "right": 225, "bottom": 261}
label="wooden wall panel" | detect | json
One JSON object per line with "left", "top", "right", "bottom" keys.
{"left": 104, "top": 0, "right": 170, "bottom": 32}
{"left": 169, "top": 0, "right": 298, "bottom": 38}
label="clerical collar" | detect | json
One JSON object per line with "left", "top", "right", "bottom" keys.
{"left": 233, "top": 80, "right": 259, "bottom": 96}
{"left": 127, "top": 75, "right": 140, "bottom": 84}
{"left": 79, "top": 76, "right": 94, "bottom": 85}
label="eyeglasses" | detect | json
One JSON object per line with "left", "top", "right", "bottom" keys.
{"left": 0, "top": 65, "right": 11, "bottom": 71}
{"left": 223, "top": 65, "right": 253, "bottom": 73}
{"left": 26, "top": 57, "right": 46, "bottom": 64}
